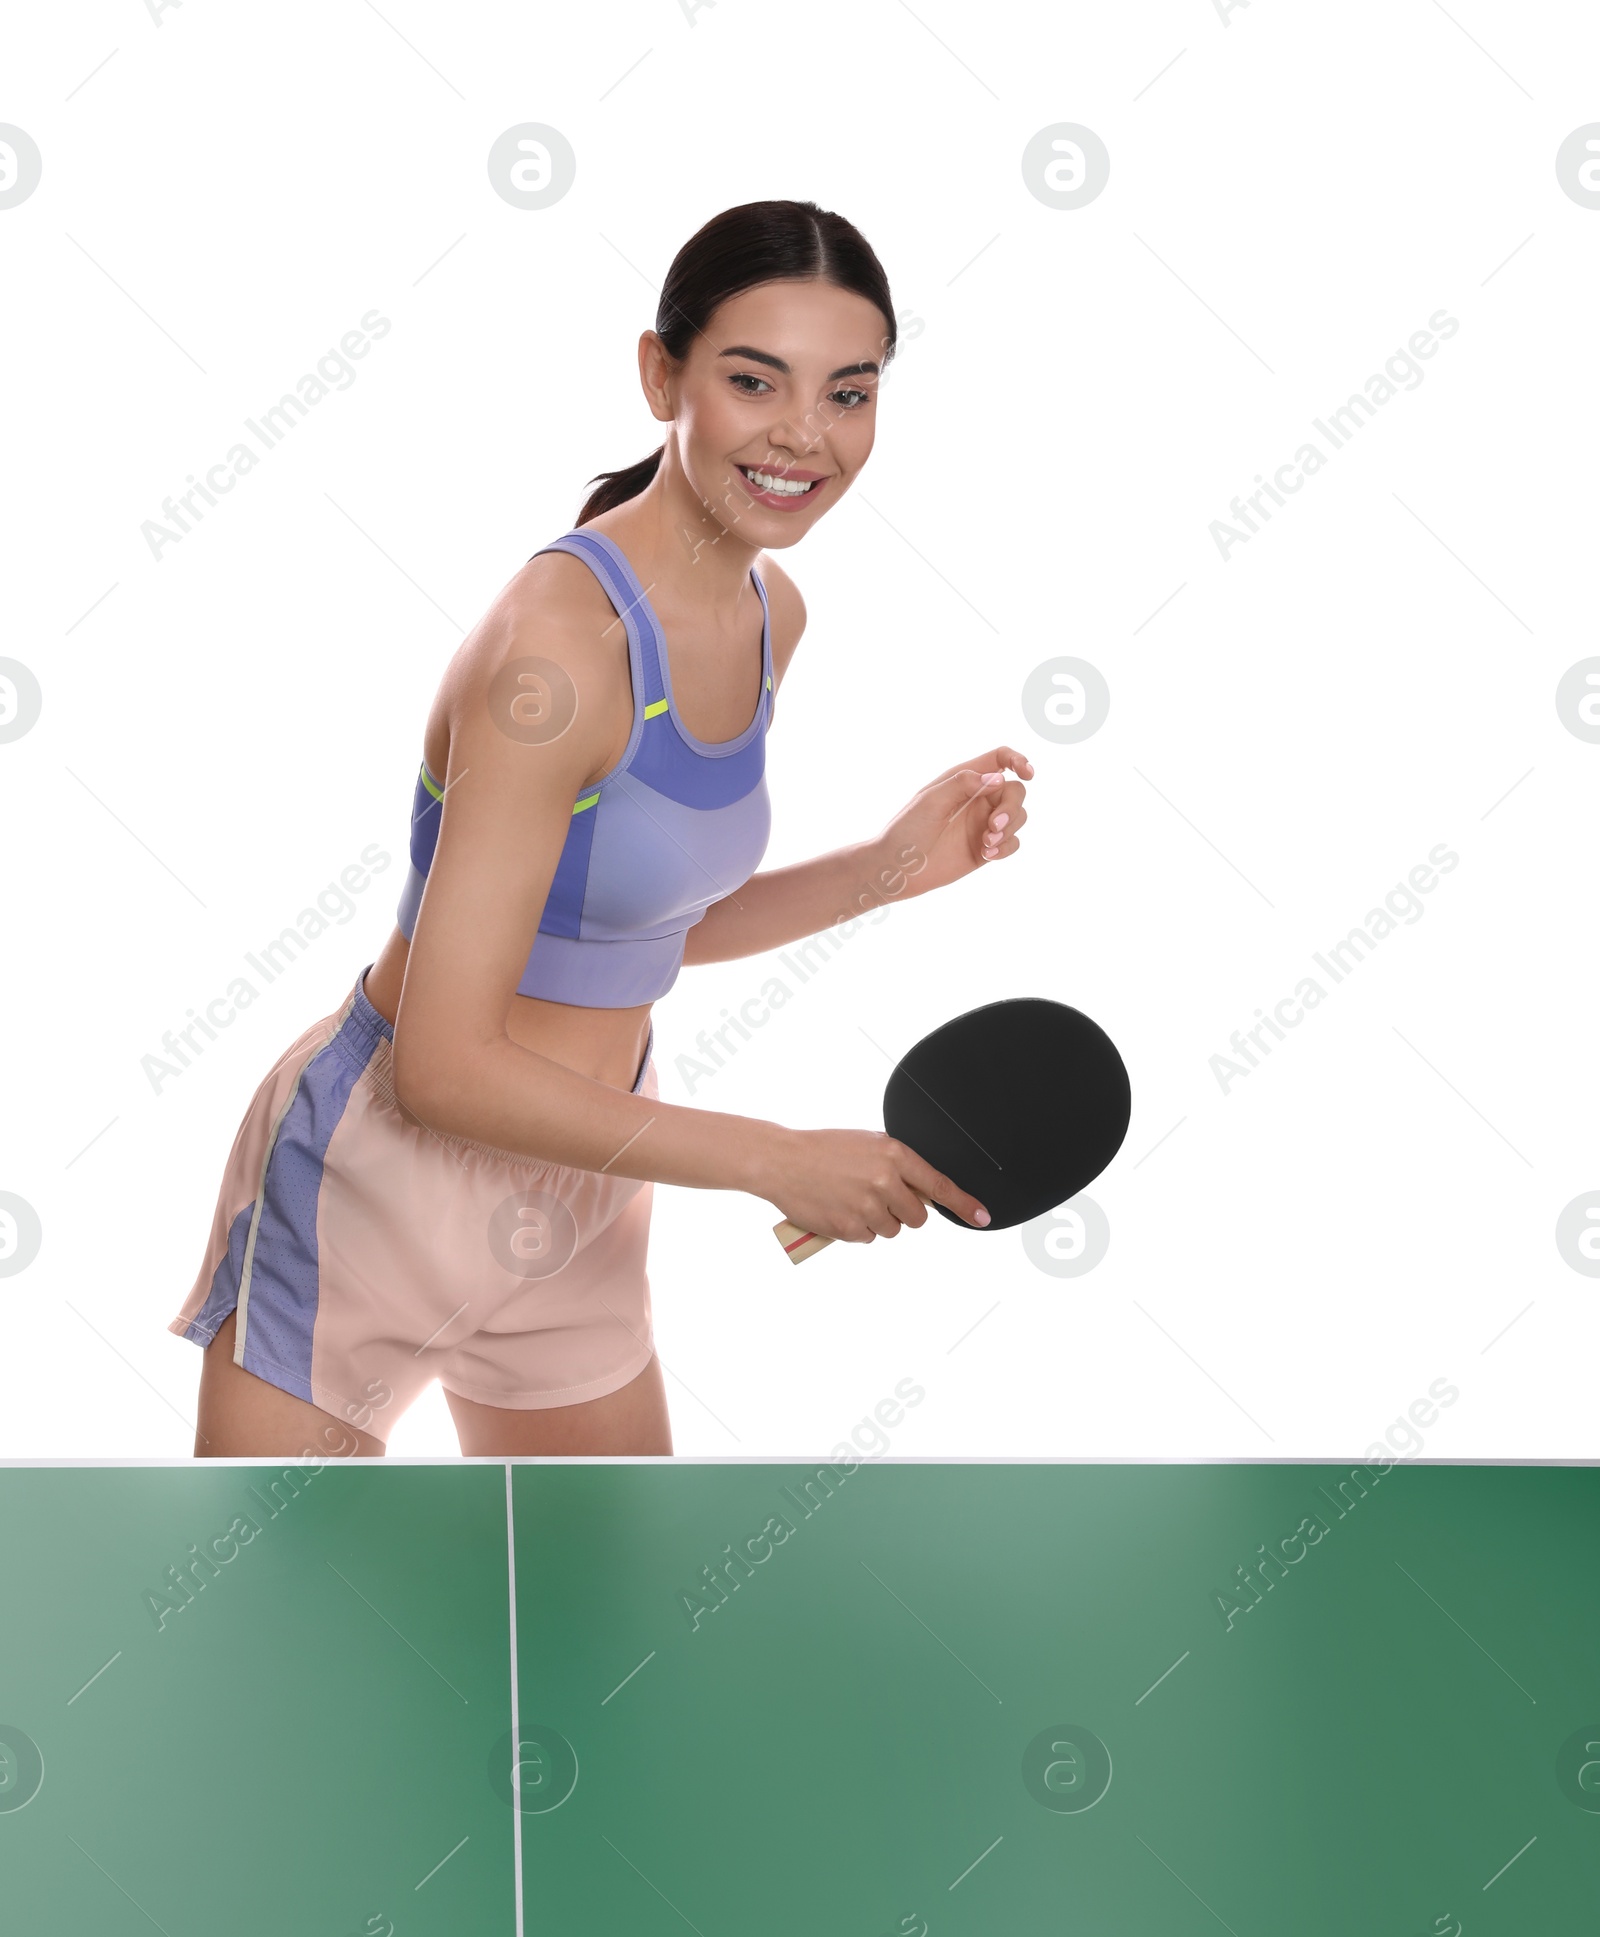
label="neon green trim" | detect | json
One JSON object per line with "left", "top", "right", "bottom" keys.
{"left": 418, "top": 763, "right": 445, "bottom": 802}
{"left": 643, "top": 698, "right": 669, "bottom": 720}
{"left": 571, "top": 792, "right": 601, "bottom": 815}
{"left": 765, "top": 674, "right": 772, "bottom": 689}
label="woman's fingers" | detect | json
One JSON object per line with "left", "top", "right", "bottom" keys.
{"left": 980, "top": 789, "right": 1027, "bottom": 859}
{"left": 939, "top": 747, "right": 1036, "bottom": 790}
{"left": 942, "top": 765, "right": 1031, "bottom": 861}
{"left": 975, "top": 746, "right": 1034, "bottom": 780}
{"left": 885, "top": 1175, "right": 933, "bottom": 1231}
{"left": 791, "top": 1133, "right": 996, "bottom": 1244}
{"left": 898, "top": 1148, "right": 989, "bottom": 1230}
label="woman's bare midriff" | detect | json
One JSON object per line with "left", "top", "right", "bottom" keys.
{"left": 362, "top": 924, "right": 655, "bottom": 1101}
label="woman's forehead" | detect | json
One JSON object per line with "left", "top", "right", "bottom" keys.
{"left": 700, "top": 279, "right": 888, "bottom": 357}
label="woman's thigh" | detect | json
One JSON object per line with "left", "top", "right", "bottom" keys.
{"left": 444, "top": 1354, "right": 672, "bottom": 1456}
{"left": 194, "top": 1309, "right": 387, "bottom": 1460}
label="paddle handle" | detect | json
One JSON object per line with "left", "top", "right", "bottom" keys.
{"left": 773, "top": 1219, "right": 833, "bottom": 1264}
{"left": 773, "top": 1191, "right": 935, "bottom": 1265}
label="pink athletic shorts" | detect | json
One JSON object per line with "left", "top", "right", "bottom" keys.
{"left": 169, "top": 967, "right": 659, "bottom": 1436}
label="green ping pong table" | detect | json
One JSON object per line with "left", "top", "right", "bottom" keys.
{"left": 3, "top": 1459, "right": 1597, "bottom": 1932}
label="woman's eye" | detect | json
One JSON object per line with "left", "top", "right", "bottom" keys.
{"left": 728, "top": 372, "right": 872, "bottom": 409}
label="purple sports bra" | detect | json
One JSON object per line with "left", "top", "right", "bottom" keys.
{"left": 396, "top": 528, "right": 775, "bottom": 1007}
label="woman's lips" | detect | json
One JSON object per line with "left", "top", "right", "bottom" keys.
{"left": 735, "top": 465, "right": 827, "bottom": 511}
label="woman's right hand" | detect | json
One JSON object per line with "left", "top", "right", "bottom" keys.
{"left": 754, "top": 1126, "right": 991, "bottom": 1243}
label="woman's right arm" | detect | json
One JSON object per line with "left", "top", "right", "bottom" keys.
{"left": 390, "top": 582, "right": 989, "bottom": 1243}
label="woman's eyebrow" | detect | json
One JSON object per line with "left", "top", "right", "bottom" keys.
{"left": 719, "top": 344, "right": 881, "bottom": 380}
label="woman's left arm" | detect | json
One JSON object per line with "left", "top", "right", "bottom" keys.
{"left": 683, "top": 747, "right": 1033, "bottom": 965}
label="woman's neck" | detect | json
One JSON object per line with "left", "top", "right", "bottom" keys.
{"left": 590, "top": 472, "right": 762, "bottom": 628}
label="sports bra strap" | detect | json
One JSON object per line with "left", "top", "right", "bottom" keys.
{"left": 528, "top": 530, "right": 667, "bottom": 710}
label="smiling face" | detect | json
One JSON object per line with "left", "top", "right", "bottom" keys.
{"left": 641, "top": 277, "right": 890, "bottom": 551}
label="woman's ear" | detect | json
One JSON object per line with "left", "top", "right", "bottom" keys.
{"left": 638, "top": 331, "right": 677, "bottom": 425}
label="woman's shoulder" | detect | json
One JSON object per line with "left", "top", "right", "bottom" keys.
{"left": 509, "top": 540, "right": 624, "bottom": 632}
{"left": 425, "top": 546, "right": 633, "bottom": 774}
{"left": 458, "top": 547, "right": 628, "bottom": 682}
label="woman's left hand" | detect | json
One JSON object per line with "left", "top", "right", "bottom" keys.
{"left": 878, "top": 748, "right": 1033, "bottom": 900}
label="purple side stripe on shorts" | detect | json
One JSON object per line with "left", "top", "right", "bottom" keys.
{"left": 234, "top": 1006, "right": 384, "bottom": 1404}
{"left": 177, "top": 1199, "right": 258, "bottom": 1345}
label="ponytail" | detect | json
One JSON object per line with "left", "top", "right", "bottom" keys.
{"left": 575, "top": 448, "right": 665, "bottom": 527}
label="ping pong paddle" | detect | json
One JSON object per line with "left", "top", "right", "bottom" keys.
{"left": 773, "top": 997, "right": 1131, "bottom": 1263}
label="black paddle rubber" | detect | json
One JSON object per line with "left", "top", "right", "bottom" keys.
{"left": 881, "top": 997, "right": 1131, "bottom": 1230}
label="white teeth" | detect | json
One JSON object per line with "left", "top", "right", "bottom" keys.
{"left": 742, "top": 467, "right": 814, "bottom": 496}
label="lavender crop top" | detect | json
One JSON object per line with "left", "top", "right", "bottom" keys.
{"left": 396, "top": 528, "right": 775, "bottom": 1007}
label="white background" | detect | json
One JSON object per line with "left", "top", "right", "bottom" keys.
{"left": 2, "top": 0, "right": 1596, "bottom": 1459}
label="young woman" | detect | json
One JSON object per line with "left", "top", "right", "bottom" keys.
{"left": 170, "top": 199, "right": 1031, "bottom": 1461}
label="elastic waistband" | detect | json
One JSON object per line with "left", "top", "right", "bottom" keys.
{"left": 334, "top": 967, "right": 654, "bottom": 1095}
{"left": 335, "top": 967, "right": 396, "bottom": 1070}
